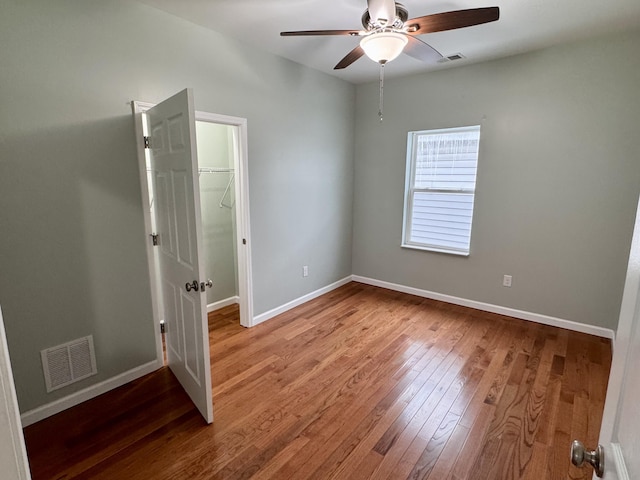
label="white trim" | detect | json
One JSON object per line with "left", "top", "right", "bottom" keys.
{"left": 132, "top": 99, "right": 254, "bottom": 336}
{"left": 195, "top": 112, "right": 254, "bottom": 327}
{"left": 132, "top": 101, "right": 165, "bottom": 364}
{"left": 0, "top": 306, "right": 31, "bottom": 479}
{"left": 400, "top": 243, "right": 470, "bottom": 256}
{"left": 351, "top": 275, "right": 615, "bottom": 339}
{"left": 207, "top": 296, "right": 240, "bottom": 313}
{"left": 611, "top": 443, "right": 629, "bottom": 480}
{"left": 402, "top": 126, "right": 480, "bottom": 256}
{"left": 20, "top": 359, "right": 161, "bottom": 427}
{"left": 252, "top": 277, "right": 352, "bottom": 326}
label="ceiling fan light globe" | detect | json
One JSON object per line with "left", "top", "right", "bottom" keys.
{"left": 360, "top": 31, "right": 408, "bottom": 63}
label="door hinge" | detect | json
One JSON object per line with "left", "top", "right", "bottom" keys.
{"left": 150, "top": 233, "right": 159, "bottom": 246}
{"left": 143, "top": 136, "right": 151, "bottom": 149}
{"left": 242, "top": 238, "right": 247, "bottom": 245}
{"left": 160, "top": 322, "right": 165, "bottom": 334}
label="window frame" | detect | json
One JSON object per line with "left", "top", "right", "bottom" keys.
{"left": 401, "top": 125, "right": 481, "bottom": 256}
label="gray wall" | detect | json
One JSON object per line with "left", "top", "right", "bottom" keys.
{"left": 0, "top": 0, "right": 355, "bottom": 412}
{"left": 196, "top": 121, "right": 238, "bottom": 305}
{"left": 352, "top": 28, "right": 640, "bottom": 330}
{"left": 4, "top": 0, "right": 633, "bottom": 415}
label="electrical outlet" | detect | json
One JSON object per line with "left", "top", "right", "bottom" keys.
{"left": 303, "top": 265, "right": 308, "bottom": 277}
{"left": 503, "top": 275, "right": 512, "bottom": 287}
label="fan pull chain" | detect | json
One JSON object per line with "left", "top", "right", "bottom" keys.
{"left": 378, "top": 61, "right": 385, "bottom": 122}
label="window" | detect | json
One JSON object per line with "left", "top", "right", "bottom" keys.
{"left": 402, "top": 125, "right": 481, "bottom": 256}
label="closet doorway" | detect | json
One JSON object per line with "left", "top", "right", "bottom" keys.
{"left": 197, "top": 121, "right": 242, "bottom": 316}
{"left": 133, "top": 101, "right": 254, "bottom": 367}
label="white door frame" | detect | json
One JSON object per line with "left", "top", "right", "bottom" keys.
{"left": 0, "top": 306, "right": 31, "bottom": 479}
{"left": 132, "top": 100, "right": 254, "bottom": 364}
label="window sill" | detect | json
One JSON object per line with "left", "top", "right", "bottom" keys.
{"left": 401, "top": 243, "right": 470, "bottom": 257}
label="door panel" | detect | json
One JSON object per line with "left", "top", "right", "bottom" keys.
{"left": 597, "top": 197, "right": 640, "bottom": 479}
{"left": 147, "top": 89, "right": 213, "bottom": 424}
{"left": 182, "top": 291, "right": 200, "bottom": 383}
{"left": 156, "top": 174, "right": 175, "bottom": 257}
{"left": 604, "top": 297, "right": 640, "bottom": 478}
{"left": 174, "top": 171, "right": 195, "bottom": 266}
{"left": 163, "top": 279, "right": 182, "bottom": 361}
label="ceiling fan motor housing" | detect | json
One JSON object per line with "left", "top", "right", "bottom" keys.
{"left": 362, "top": 3, "right": 409, "bottom": 30}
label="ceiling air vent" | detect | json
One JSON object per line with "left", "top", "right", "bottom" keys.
{"left": 438, "top": 53, "right": 467, "bottom": 64}
{"left": 41, "top": 335, "right": 97, "bottom": 392}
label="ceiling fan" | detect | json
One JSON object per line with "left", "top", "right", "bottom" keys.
{"left": 280, "top": 0, "right": 500, "bottom": 70}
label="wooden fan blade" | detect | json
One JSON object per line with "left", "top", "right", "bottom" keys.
{"left": 406, "top": 7, "right": 500, "bottom": 35}
{"left": 334, "top": 45, "right": 365, "bottom": 70}
{"left": 280, "top": 29, "right": 361, "bottom": 37}
{"left": 367, "top": 0, "right": 396, "bottom": 26}
{"left": 404, "top": 36, "right": 443, "bottom": 63}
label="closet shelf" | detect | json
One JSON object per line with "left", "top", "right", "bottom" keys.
{"left": 198, "top": 167, "right": 234, "bottom": 174}
{"left": 146, "top": 167, "right": 234, "bottom": 174}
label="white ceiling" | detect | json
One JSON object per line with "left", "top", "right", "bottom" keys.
{"left": 137, "top": 0, "right": 640, "bottom": 84}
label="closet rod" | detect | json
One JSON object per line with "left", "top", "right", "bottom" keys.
{"left": 146, "top": 167, "right": 234, "bottom": 174}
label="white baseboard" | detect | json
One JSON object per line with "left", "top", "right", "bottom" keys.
{"left": 352, "top": 275, "right": 615, "bottom": 340}
{"left": 207, "top": 296, "right": 239, "bottom": 313}
{"left": 22, "top": 275, "right": 611, "bottom": 426}
{"left": 252, "top": 276, "right": 352, "bottom": 327}
{"left": 20, "top": 359, "right": 162, "bottom": 427}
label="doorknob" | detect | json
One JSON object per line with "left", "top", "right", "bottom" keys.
{"left": 571, "top": 440, "right": 604, "bottom": 477}
{"left": 185, "top": 280, "right": 199, "bottom": 292}
{"left": 201, "top": 279, "right": 213, "bottom": 290}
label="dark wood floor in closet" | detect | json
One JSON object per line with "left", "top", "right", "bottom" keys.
{"left": 23, "top": 282, "right": 611, "bottom": 479}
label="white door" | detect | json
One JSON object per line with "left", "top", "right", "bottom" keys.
{"left": 0, "top": 306, "right": 31, "bottom": 479}
{"left": 147, "top": 89, "right": 213, "bottom": 424}
{"left": 591, "top": 197, "right": 640, "bottom": 479}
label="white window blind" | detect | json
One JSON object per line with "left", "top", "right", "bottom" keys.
{"left": 402, "top": 125, "right": 481, "bottom": 255}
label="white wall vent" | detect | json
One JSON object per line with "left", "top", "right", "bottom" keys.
{"left": 41, "top": 335, "right": 97, "bottom": 392}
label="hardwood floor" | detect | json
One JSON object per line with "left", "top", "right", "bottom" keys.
{"left": 23, "top": 283, "right": 612, "bottom": 479}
